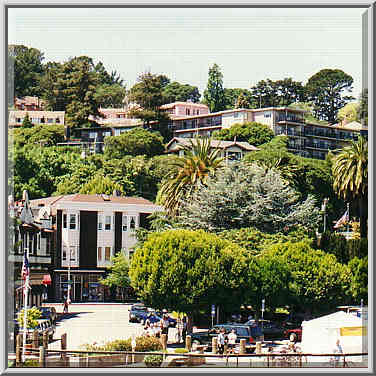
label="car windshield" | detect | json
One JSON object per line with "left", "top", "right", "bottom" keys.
{"left": 236, "top": 328, "right": 249, "bottom": 337}
{"left": 251, "top": 326, "right": 263, "bottom": 336}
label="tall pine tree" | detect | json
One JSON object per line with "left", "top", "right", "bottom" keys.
{"left": 203, "top": 63, "right": 226, "bottom": 113}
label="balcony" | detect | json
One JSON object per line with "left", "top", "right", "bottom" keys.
{"left": 305, "top": 141, "right": 338, "bottom": 150}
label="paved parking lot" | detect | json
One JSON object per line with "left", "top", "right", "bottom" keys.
{"left": 47, "top": 303, "right": 179, "bottom": 350}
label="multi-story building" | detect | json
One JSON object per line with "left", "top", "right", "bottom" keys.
{"left": 160, "top": 101, "right": 209, "bottom": 119}
{"left": 169, "top": 107, "right": 367, "bottom": 160}
{"left": 9, "top": 192, "right": 54, "bottom": 309}
{"left": 8, "top": 110, "right": 65, "bottom": 127}
{"left": 29, "top": 193, "right": 162, "bottom": 302}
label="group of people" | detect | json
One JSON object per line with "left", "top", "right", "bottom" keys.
{"left": 143, "top": 313, "right": 187, "bottom": 343}
{"left": 217, "top": 328, "right": 237, "bottom": 355}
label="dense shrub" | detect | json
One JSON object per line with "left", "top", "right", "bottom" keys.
{"left": 80, "top": 335, "right": 162, "bottom": 352}
{"left": 317, "top": 232, "right": 367, "bottom": 263}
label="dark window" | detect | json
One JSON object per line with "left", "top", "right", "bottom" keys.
{"left": 63, "top": 214, "right": 67, "bottom": 229}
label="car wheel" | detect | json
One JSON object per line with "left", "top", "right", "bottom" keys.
{"left": 289, "top": 333, "right": 297, "bottom": 343}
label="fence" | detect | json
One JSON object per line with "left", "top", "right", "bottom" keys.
{"left": 12, "top": 347, "right": 368, "bottom": 368}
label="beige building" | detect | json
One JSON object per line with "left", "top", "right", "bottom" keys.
{"left": 166, "top": 137, "right": 259, "bottom": 162}
{"left": 8, "top": 110, "right": 65, "bottom": 127}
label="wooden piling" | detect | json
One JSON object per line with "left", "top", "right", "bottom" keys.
{"left": 39, "top": 346, "right": 45, "bottom": 368}
{"left": 186, "top": 335, "right": 192, "bottom": 352}
{"left": 212, "top": 337, "right": 218, "bottom": 354}
{"left": 239, "top": 339, "right": 246, "bottom": 355}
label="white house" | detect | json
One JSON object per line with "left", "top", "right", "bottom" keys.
{"left": 30, "top": 193, "right": 162, "bottom": 302}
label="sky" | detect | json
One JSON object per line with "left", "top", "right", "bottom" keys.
{"left": 8, "top": 7, "right": 366, "bottom": 98}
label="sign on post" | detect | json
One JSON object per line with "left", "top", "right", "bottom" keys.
{"left": 261, "top": 299, "right": 265, "bottom": 312}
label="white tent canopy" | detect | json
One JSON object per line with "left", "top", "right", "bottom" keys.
{"left": 301, "top": 311, "right": 367, "bottom": 355}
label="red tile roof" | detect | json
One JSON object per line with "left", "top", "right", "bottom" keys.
{"left": 30, "top": 194, "right": 155, "bottom": 207}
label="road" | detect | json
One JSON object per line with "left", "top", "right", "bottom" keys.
{"left": 47, "top": 303, "right": 179, "bottom": 351}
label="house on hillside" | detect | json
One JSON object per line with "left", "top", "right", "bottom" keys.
{"left": 29, "top": 193, "right": 162, "bottom": 302}
{"left": 166, "top": 137, "right": 259, "bottom": 162}
{"left": 14, "top": 96, "right": 45, "bottom": 111}
{"left": 169, "top": 107, "right": 368, "bottom": 160}
{"left": 8, "top": 110, "right": 65, "bottom": 127}
{"left": 160, "top": 101, "right": 209, "bottom": 119}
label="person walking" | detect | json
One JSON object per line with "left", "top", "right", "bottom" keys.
{"left": 217, "top": 328, "right": 226, "bottom": 355}
{"left": 333, "top": 339, "right": 343, "bottom": 367}
{"left": 182, "top": 316, "right": 187, "bottom": 343}
{"left": 63, "top": 299, "right": 69, "bottom": 314}
{"left": 227, "top": 329, "right": 237, "bottom": 355}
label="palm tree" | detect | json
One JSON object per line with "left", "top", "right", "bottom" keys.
{"left": 157, "top": 137, "right": 224, "bottom": 216}
{"left": 332, "top": 136, "right": 368, "bottom": 237}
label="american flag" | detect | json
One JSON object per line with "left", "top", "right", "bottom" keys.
{"left": 21, "top": 251, "right": 30, "bottom": 280}
{"left": 334, "top": 209, "right": 349, "bottom": 229}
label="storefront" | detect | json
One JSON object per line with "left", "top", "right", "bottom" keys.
{"left": 54, "top": 270, "right": 111, "bottom": 302}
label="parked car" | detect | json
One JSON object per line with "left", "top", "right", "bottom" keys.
{"left": 129, "top": 304, "right": 148, "bottom": 323}
{"left": 245, "top": 319, "right": 288, "bottom": 341}
{"left": 189, "top": 323, "right": 264, "bottom": 353}
{"left": 36, "top": 306, "right": 57, "bottom": 323}
{"left": 283, "top": 327, "right": 302, "bottom": 343}
{"left": 18, "top": 318, "right": 56, "bottom": 342}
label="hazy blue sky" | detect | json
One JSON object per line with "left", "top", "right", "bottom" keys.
{"left": 8, "top": 7, "right": 365, "bottom": 98}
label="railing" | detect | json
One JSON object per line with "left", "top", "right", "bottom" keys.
{"left": 11, "top": 346, "right": 367, "bottom": 368}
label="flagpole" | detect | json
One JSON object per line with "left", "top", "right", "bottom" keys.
{"left": 22, "top": 239, "right": 29, "bottom": 363}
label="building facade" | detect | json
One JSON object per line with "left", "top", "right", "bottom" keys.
{"left": 9, "top": 192, "right": 54, "bottom": 310}
{"left": 166, "top": 137, "right": 259, "bottom": 162}
{"left": 160, "top": 102, "right": 209, "bottom": 118}
{"left": 29, "top": 194, "right": 162, "bottom": 302}
{"left": 169, "top": 107, "right": 367, "bottom": 160}
{"left": 8, "top": 110, "right": 65, "bottom": 127}
{"left": 14, "top": 96, "right": 45, "bottom": 111}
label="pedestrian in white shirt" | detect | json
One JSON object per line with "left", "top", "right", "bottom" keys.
{"left": 217, "top": 328, "right": 226, "bottom": 355}
{"left": 227, "top": 329, "right": 237, "bottom": 354}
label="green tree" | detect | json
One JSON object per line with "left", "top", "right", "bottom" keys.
{"left": 128, "top": 72, "right": 170, "bottom": 110}
{"left": 332, "top": 136, "right": 368, "bottom": 237}
{"left": 94, "top": 84, "right": 126, "bottom": 108}
{"left": 79, "top": 174, "right": 124, "bottom": 195}
{"left": 8, "top": 44, "right": 44, "bottom": 98}
{"left": 203, "top": 63, "right": 226, "bottom": 112}
{"left": 306, "top": 69, "right": 354, "bottom": 123}
{"left": 347, "top": 256, "right": 368, "bottom": 304}
{"left": 250, "top": 78, "right": 306, "bottom": 108}
{"left": 267, "top": 241, "right": 351, "bottom": 314}
{"left": 21, "top": 113, "right": 33, "bottom": 128}
{"left": 357, "top": 89, "right": 368, "bottom": 126}
{"left": 212, "top": 121, "right": 274, "bottom": 146}
{"left": 223, "top": 88, "right": 254, "bottom": 109}
{"left": 337, "top": 102, "right": 359, "bottom": 124}
{"left": 129, "top": 229, "right": 250, "bottom": 327}
{"left": 218, "top": 226, "right": 313, "bottom": 255}
{"left": 100, "top": 252, "right": 130, "bottom": 288}
{"left": 177, "top": 162, "right": 320, "bottom": 233}
{"left": 94, "top": 61, "right": 125, "bottom": 86}
{"left": 128, "top": 72, "right": 172, "bottom": 140}
{"left": 41, "top": 56, "right": 102, "bottom": 128}
{"left": 11, "top": 124, "right": 65, "bottom": 148}
{"left": 157, "top": 138, "right": 224, "bottom": 216}
{"left": 17, "top": 307, "right": 42, "bottom": 329}
{"left": 104, "top": 128, "right": 164, "bottom": 159}
{"left": 163, "top": 81, "right": 200, "bottom": 103}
